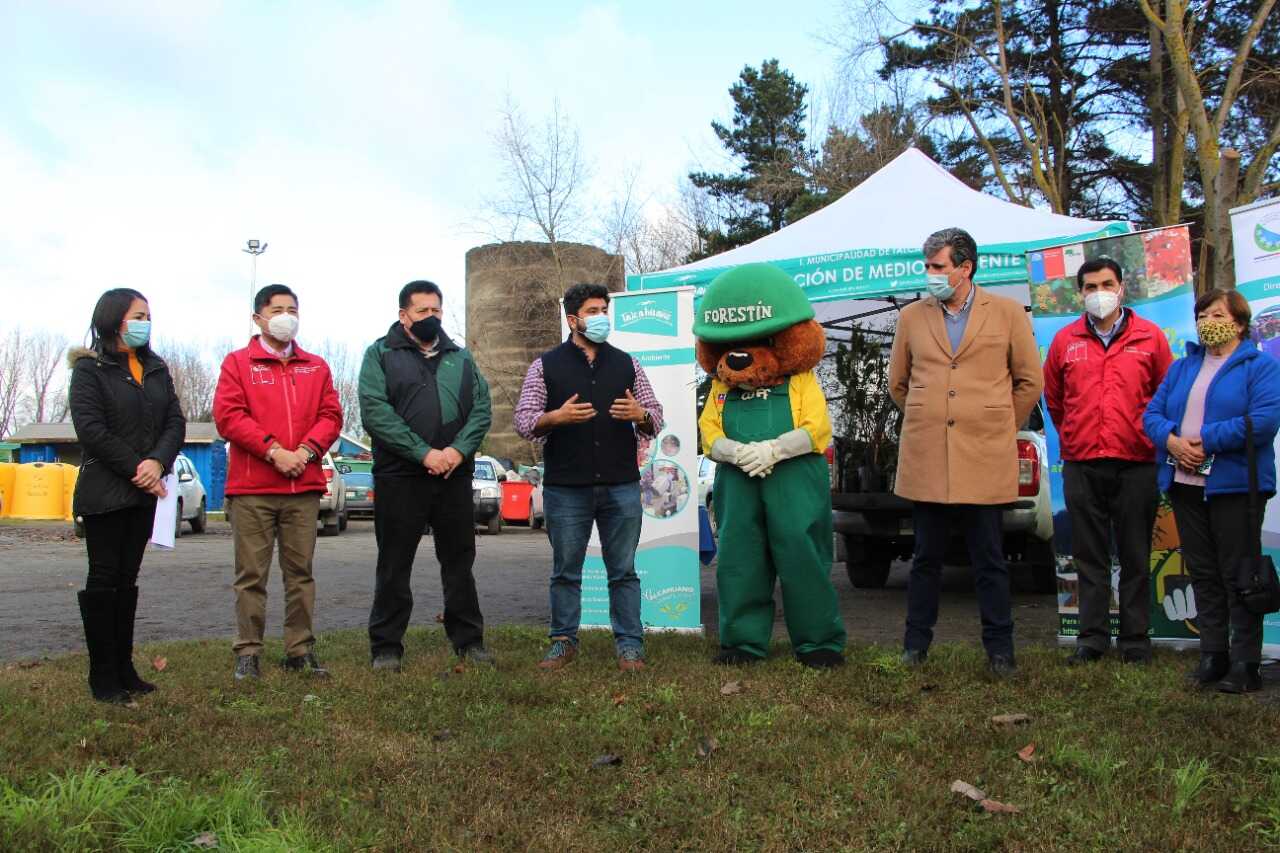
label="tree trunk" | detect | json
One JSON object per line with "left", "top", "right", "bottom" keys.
{"left": 1213, "top": 149, "right": 1241, "bottom": 290}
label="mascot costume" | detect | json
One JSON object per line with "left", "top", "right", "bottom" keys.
{"left": 695, "top": 263, "right": 847, "bottom": 668}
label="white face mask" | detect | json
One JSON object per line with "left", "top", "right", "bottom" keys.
{"left": 1083, "top": 291, "right": 1119, "bottom": 322}
{"left": 266, "top": 312, "right": 299, "bottom": 343}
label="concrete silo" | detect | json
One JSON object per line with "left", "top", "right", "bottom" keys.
{"left": 465, "top": 241, "right": 624, "bottom": 464}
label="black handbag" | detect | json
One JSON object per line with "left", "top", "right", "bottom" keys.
{"left": 1235, "top": 415, "right": 1280, "bottom": 615}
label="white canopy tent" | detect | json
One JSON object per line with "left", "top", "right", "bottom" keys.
{"left": 628, "top": 147, "right": 1128, "bottom": 311}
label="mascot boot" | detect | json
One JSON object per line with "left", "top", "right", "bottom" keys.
{"left": 695, "top": 263, "right": 846, "bottom": 669}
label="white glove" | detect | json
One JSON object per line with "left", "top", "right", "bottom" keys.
{"left": 708, "top": 437, "right": 744, "bottom": 466}
{"left": 741, "top": 429, "right": 816, "bottom": 478}
{"left": 1162, "top": 585, "right": 1197, "bottom": 622}
{"left": 738, "top": 441, "right": 781, "bottom": 478}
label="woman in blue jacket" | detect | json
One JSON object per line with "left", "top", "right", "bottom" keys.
{"left": 1145, "top": 288, "right": 1280, "bottom": 693}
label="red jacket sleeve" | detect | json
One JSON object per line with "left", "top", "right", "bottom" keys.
{"left": 213, "top": 352, "right": 273, "bottom": 457}
{"left": 1042, "top": 335, "right": 1065, "bottom": 432}
{"left": 1150, "top": 328, "right": 1174, "bottom": 397}
{"left": 301, "top": 361, "right": 344, "bottom": 456}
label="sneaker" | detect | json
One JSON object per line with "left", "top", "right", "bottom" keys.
{"left": 537, "top": 637, "right": 578, "bottom": 671}
{"left": 617, "top": 647, "right": 646, "bottom": 672}
{"left": 900, "top": 648, "right": 928, "bottom": 667}
{"left": 458, "top": 645, "right": 495, "bottom": 666}
{"left": 234, "top": 655, "right": 260, "bottom": 681}
{"left": 282, "top": 651, "right": 330, "bottom": 678}
{"left": 1066, "top": 646, "right": 1104, "bottom": 666}
{"left": 371, "top": 652, "right": 402, "bottom": 672}
{"left": 988, "top": 655, "right": 1018, "bottom": 680}
{"left": 1121, "top": 648, "right": 1151, "bottom": 666}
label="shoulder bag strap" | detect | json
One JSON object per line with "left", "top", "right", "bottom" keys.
{"left": 1247, "top": 414, "right": 1263, "bottom": 559}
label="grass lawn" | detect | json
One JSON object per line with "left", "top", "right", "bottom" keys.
{"left": 3, "top": 627, "right": 1280, "bottom": 851}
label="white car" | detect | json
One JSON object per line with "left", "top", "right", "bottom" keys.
{"left": 317, "top": 453, "right": 349, "bottom": 537}
{"left": 172, "top": 453, "right": 208, "bottom": 537}
{"left": 696, "top": 455, "right": 717, "bottom": 508}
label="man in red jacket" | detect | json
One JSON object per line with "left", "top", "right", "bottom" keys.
{"left": 214, "top": 284, "right": 343, "bottom": 681}
{"left": 1043, "top": 258, "right": 1173, "bottom": 665}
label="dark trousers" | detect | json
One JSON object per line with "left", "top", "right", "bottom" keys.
{"left": 1062, "top": 460, "right": 1158, "bottom": 653}
{"left": 1168, "top": 484, "right": 1265, "bottom": 663}
{"left": 368, "top": 473, "right": 483, "bottom": 658}
{"left": 83, "top": 502, "right": 156, "bottom": 590}
{"left": 905, "top": 502, "right": 1013, "bottom": 658}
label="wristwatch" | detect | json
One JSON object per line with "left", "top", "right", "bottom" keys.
{"left": 299, "top": 445, "right": 317, "bottom": 463}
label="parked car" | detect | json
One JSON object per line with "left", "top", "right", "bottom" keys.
{"left": 318, "top": 453, "right": 349, "bottom": 537}
{"left": 343, "top": 471, "right": 374, "bottom": 519}
{"left": 473, "top": 456, "right": 505, "bottom": 535}
{"left": 172, "top": 453, "right": 209, "bottom": 538}
{"left": 832, "top": 402, "right": 1055, "bottom": 593}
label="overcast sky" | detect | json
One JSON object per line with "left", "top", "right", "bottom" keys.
{"left": 1, "top": 0, "right": 862, "bottom": 356}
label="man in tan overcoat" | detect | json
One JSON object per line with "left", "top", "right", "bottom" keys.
{"left": 888, "top": 227, "right": 1044, "bottom": 678}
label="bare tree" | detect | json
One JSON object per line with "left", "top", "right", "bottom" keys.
{"left": 598, "top": 168, "right": 695, "bottom": 275}
{"left": 316, "top": 339, "right": 363, "bottom": 441}
{"left": 24, "top": 332, "right": 67, "bottom": 424}
{"left": 155, "top": 340, "right": 218, "bottom": 422}
{"left": 484, "top": 95, "right": 592, "bottom": 287}
{"left": 0, "top": 328, "right": 25, "bottom": 438}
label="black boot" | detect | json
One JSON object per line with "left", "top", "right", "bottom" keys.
{"left": 714, "top": 647, "right": 763, "bottom": 666}
{"left": 796, "top": 649, "right": 846, "bottom": 669}
{"left": 1217, "top": 662, "right": 1262, "bottom": 694}
{"left": 116, "top": 586, "right": 155, "bottom": 695}
{"left": 77, "top": 589, "right": 128, "bottom": 704}
{"left": 1187, "top": 652, "right": 1230, "bottom": 688}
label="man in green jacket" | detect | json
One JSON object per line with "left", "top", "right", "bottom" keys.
{"left": 359, "top": 280, "right": 493, "bottom": 670}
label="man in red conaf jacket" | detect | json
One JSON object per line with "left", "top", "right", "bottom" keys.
{"left": 1043, "top": 258, "right": 1173, "bottom": 667}
{"left": 213, "top": 284, "right": 343, "bottom": 682}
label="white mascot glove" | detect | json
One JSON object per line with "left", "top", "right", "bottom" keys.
{"left": 709, "top": 437, "right": 744, "bottom": 467}
{"left": 738, "top": 441, "right": 781, "bottom": 478}
{"left": 741, "top": 429, "right": 815, "bottom": 478}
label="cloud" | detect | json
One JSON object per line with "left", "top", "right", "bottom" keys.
{"left": 0, "top": 0, "right": 838, "bottom": 355}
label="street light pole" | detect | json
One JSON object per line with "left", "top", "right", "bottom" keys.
{"left": 242, "top": 239, "right": 268, "bottom": 336}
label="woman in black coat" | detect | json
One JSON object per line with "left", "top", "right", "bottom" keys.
{"left": 68, "top": 288, "right": 185, "bottom": 702}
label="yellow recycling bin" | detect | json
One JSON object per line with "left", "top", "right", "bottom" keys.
{"left": 0, "top": 462, "right": 15, "bottom": 518}
{"left": 62, "top": 464, "right": 79, "bottom": 521}
{"left": 10, "top": 462, "right": 66, "bottom": 520}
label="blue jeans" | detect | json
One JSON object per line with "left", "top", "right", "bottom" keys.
{"left": 543, "top": 483, "right": 644, "bottom": 652}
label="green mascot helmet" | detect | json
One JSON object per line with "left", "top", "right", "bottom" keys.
{"left": 693, "top": 263, "right": 815, "bottom": 343}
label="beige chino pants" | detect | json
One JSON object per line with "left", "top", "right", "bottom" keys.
{"left": 227, "top": 493, "right": 320, "bottom": 658}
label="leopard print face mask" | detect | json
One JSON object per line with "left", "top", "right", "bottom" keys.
{"left": 1196, "top": 319, "right": 1238, "bottom": 349}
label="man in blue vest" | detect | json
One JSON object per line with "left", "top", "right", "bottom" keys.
{"left": 515, "top": 283, "right": 665, "bottom": 672}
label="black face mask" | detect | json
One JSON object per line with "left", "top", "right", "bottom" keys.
{"left": 410, "top": 316, "right": 441, "bottom": 343}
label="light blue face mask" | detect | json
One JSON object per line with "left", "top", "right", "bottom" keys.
{"left": 925, "top": 273, "right": 955, "bottom": 301}
{"left": 121, "top": 319, "right": 151, "bottom": 348}
{"left": 580, "top": 314, "right": 611, "bottom": 343}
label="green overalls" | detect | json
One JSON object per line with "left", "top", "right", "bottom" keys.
{"left": 712, "top": 383, "right": 846, "bottom": 658}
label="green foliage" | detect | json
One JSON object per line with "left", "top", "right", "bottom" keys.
{"left": 0, "top": 765, "right": 324, "bottom": 851}
{"left": 832, "top": 322, "right": 900, "bottom": 491}
{"left": 688, "top": 59, "right": 811, "bottom": 258}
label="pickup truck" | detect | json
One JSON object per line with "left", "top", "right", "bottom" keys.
{"left": 832, "top": 402, "right": 1056, "bottom": 593}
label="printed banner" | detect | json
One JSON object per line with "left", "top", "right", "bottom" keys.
{"left": 1026, "top": 226, "right": 1200, "bottom": 646}
{"left": 1231, "top": 196, "right": 1280, "bottom": 656}
{"left": 626, "top": 224, "right": 1130, "bottom": 304}
{"left": 564, "top": 288, "right": 702, "bottom": 633}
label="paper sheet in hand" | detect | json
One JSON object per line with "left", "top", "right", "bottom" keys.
{"left": 150, "top": 473, "right": 179, "bottom": 549}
